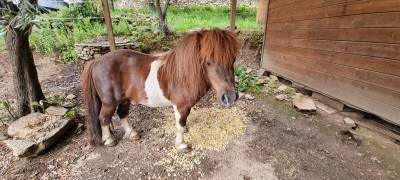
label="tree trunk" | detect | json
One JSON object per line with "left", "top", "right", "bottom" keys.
{"left": 6, "top": 29, "right": 31, "bottom": 117}
{"left": 24, "top": 37, "right": 45, "bottom": 104}
{"left": 155, "top": 0, "right": 170, "bottom": 36}
{"left": 3, "top": 0, "right": 45, "bottom": 117}
{"left": 6, "top": 29, "right": 45, "bottom": 117}
{"left": 147, "top": 0, "right": 156, "bottom": 12}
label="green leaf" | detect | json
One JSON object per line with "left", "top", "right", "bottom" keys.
{"left": 64, "top": 109, "right": 77, "bottom": 120}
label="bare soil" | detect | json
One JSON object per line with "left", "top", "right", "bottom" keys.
{"left": 0, "top": 47, "right": 399, "bottom": 180}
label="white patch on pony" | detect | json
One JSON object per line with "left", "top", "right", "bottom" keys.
{"left": 101, "top": 125, "right": 115, "bottom": 146}
{"left": 141, "top": 60, "right": 172, "bottom": 107}
{"left": 121, "top": 118, "right": 132, "bottom": 135}
{"left": 174, "top": 106, "right": 185, "bottom": 146}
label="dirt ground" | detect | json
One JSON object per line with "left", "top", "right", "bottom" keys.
{"left": 0, "top": 47, "right": 399, "bottom": 180}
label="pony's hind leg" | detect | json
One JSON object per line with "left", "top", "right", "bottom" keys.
{"left": 117, "top": 102, "right": 140, "bottom": 141}
{"left": 173, "top": 106, "right": 191, "bottom": 153}
{"left": 99, "top": 104, "right": 117, "bottom": 147}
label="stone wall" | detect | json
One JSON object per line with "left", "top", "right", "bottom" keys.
{"left": 75, "top": 41, "right": 139, "bottom": 61}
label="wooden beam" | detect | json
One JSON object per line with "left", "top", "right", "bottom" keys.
{"left": 230, "top": 0, "right": 237, "bottom": 32}
{"left": 261, "top": 0, "right": 271, "bottom": 66}
{"left": 101, "top": 0, "right": 116, "bottom": 51}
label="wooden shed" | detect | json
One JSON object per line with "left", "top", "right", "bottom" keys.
{"left": 260, "top": 0, "right": 400, "bottom": 126}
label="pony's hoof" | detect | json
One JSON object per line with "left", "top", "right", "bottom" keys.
{"left": 124, "top": 131, "right": 140, "bottom": 141}
{"left": 103, "top": 138, "right": 117, "bottom": 147}
{"left": 176, "top": 144, "right": 192, "bottom": 153}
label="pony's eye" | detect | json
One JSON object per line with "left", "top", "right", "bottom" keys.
{"left": 207, "top": 61, "right": 212, "bottom": 66}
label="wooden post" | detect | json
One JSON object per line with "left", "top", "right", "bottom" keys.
{"left": 257, "top": 0, "right": 269, "bottom": 24}
{"left": 230, "top": 0, "right": 237, "bottom": 32}
{"left": 260, "top": 0, "right": 271, "bottom": 68}
{"left": 109, "top": 0, "right": 114, "bottom": 11}
{"left": 101, "top": 0, "right": 116, "bottom": 51}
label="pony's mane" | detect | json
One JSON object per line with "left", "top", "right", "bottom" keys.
{"left": 159, "top": 29, "right": 240, "bottom": 98}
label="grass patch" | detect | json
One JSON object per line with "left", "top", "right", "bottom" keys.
{"left": 167, "top": 5, "right": 260, "bottom": 32}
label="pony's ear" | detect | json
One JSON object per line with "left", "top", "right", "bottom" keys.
{"left": 225, "top": 26, "right": 241, "bottom": 35}
{"left": 196, "top": 31, "right": 204, "bottom": 50}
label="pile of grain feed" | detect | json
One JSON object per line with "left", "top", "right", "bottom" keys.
{"left": 153, "top": 147, "right": 206, "bottom": 174}
{"left": 161, "top": 105, "right": 248, "bottom": 151}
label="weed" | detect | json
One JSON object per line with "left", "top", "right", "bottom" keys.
{"left": 0, "top": 100, "right": 15, "bottom": 120}
{"left": 234, "top": 64, "right": 265, "bottom": 93}
{"left": 64, "top": 108, "right": 78, "bottom": 120}
{"left": 46, "top": 95, "right": 64, "bottom": 106}
{"left": 31, "top": 100, "right": 46, "bottom": 113}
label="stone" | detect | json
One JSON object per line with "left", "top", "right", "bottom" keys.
{"left": 256, "top": 69, "right": 267, "bottom": 77}
{"left": 340, "top": 112, "right": 365, "bottom": 119}
{"left": 5, "top": 113, "right": 75, "bottom": 157}
{"left": 292, "top": 93, "right": 317, "bottom": 111}
{"left": 256, "top": 77, "right": 268, "bottom": 85}
{"left": 8, "top": 113, "right": 49, "bottom": 138}
{"left": 315, "top": 101, "right": 338, "bottom": 114}
{"left": 312, "top": 92, "right": 344, "bottom": 111}
{"left": 275, "top": 94, "right": 287, "bottom": 101}
{"left": 238, "top": 92, "right": 245, "bottom": 99}
{"left": 0, "top": 131, "right": 9, "bottom": 141}
{"left": 269, "top": 75, "right": 278, "bottom": 81}
{"left": 46, "top": 106, "right": 68, "bottom": 116}
{"left": 277, "top": 85, "right": 288, "bottom": 92}
{"left": 245, "top": 94, "right": 255, "bottom": 100}
{"left": 4, "top": 139, "right": 37, "bottom": 157}
{"left": 246, "top": 68, "right": 253, "bottom": 74}
{"left": 343, "top": 117, "right": 357, "bottom": 128}
{"left": 62, "top": 102, "right": 76, "bottom": 109}
{"left": 66, "top": 94, "right": 76, "bottom": 100}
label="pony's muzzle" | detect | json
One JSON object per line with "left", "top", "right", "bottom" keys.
{"left": 220, "top": 91, "right": 237, "bottom": 107}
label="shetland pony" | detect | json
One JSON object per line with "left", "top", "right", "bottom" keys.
{"left": 80, "top": 29, "right": 240, "bottom": 152}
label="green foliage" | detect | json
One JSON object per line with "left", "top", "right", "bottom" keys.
{"left": 46, "top": 95, "right": 64, "bottom": 106}
{"left": 167, "top": 5, "right": 260, "bottom": 32}
{"left": 0, "top": 0, "right": 41, "bottom": 32}
{"left": 31, "top": 100, "right": 46, "bottom": 113}
{"left": 234, "top": 64, "right": 265, "bottom": 93}
{"left": 113, "top": 19, "right": 134, "bottom": 36}
{"left": 29, "top": 1, "right": 105, "bottom": 64}
{"left": 64, "top": 108, "right": 77, "bottom": 120}
{"left": 24, "top": 4, "right": 259, "bottom": 64}
{"left": 46, "top": 1, "right": 102, "bottom": 19}
{"left": 0, "top": 100, "right": 15, "bottom": 120}
{"left": 130, "top": 30, "right": 177, "bottom": 52}
{"left": 63, "top": 47, "right": 78, "bottom": 64}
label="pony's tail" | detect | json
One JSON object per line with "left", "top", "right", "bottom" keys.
{"left": 80, "top": 61, "right": 102, "bottom": 145}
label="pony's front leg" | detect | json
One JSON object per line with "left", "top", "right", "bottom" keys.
{"left": 173, "top": 106, "right": 191, "bottom": 153}
{"left": 117, "top": 102, "right": 140, "bottom": 141}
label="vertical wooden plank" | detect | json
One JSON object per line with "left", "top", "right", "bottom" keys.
{"left": 230, "top": 0, "right": 237, "bottom": 31}
{"left": 257, "top": 0, "right": 269, "bottom": 24}
{"left": 102, "top": 0, "right": 116, "bottom": 51}
{"left": 261, "top": 0, "right": 271, "bottom": 66}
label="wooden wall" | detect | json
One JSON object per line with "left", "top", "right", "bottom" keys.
{"left": 262, "top": 0, "right": 400, "bottom": 125}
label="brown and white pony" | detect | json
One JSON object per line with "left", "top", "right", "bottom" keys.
{"left": 80, "top": 29, "right": 239, "bottom": 152}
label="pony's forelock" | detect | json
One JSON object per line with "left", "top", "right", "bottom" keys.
{"left": 159, "top": 29, "right": 240, "bottom": 99}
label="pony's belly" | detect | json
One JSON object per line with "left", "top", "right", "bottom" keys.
{"left": 138, "top": 97, "right": 172, "bottom": 107}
